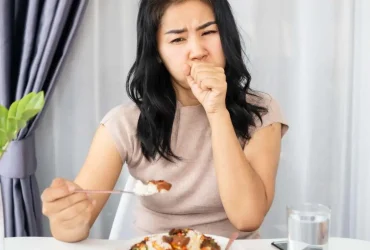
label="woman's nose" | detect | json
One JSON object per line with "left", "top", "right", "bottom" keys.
{"left": 188, "top": 37, "right": 207, "bottom": 61}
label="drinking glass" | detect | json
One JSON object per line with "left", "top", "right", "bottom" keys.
{"left": 287, "top": 203, "right": 331, "bottom": 250}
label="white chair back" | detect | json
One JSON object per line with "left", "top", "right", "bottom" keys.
{"left": 109, "top": 174, "right": 138, "bottom": 240}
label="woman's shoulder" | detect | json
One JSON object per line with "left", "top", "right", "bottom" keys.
{"left": 99, "top": 102, "right": 141, "bottom": 163}
{"left": 100, "top": 102, "right": 141, "bottom": 141}
{"left": 246, "top": 91, "right": 275, "bottom": 107}
{"left": 101, "top": 102, "right": 140, "bottom": 127}
{"left": 246, "top": 91, "right": 289, "bottom": 136}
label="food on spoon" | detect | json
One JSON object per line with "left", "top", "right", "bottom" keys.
{"left": 133, "top": 180, "right": 172, "bottom": 196}
{"left": 148, "top": 180, "right": 172, "bottom": 192}
{"left": 130, "top": 228, "right": 221, "bottom": 250}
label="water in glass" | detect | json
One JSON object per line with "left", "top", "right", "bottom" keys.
{"left": 287, "top": 203, "right": 331, "bottom": 250}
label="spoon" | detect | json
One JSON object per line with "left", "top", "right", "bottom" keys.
{"left": 225, "top": 231, "right": 239, "bottom": 250}
{"left": 74, "top": 189, "right": 136, "bottom": 195}
{"left": 74, "top": 180, "right": 171, "bottom": 196}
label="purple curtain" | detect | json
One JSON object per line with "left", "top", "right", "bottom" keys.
{"left": 0, "top": 0, "right": 88, "bottom": 237}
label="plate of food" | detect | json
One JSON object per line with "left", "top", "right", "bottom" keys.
{"left": 123, "top": 228, "right": 243, "bottom": 250}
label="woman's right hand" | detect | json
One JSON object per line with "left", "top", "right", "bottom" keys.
{"left": 41, "top": 178, "right": 96, "bottom": 242}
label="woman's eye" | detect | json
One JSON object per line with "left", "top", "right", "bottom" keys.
{"left": 170, "top": 38, "right": 185, "bottom": 44}
{"left": 202, "top": 30, "right": 217, "bottom": 36}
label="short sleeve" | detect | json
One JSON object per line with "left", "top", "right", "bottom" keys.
{"left": 100, "top": 104, "right": 139, "bottom": 164}
{"left": 249, "top": 93, "right": 289, "bottom": 137}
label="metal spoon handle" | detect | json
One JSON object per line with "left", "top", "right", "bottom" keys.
{"left": 74, "top": 189, "right": 135, "bottom": 195}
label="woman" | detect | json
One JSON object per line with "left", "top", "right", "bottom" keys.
{"left": 41, "top": 0, "right": 288, "bottom": 243}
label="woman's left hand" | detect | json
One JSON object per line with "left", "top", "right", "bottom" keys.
{"left": 184, "top": 62, "right": 227, "bottom": 114}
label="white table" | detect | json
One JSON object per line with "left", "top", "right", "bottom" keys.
{"left": 3, "top": 237, "right": 370, "bottom": 250}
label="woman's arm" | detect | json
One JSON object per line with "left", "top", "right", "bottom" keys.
{"left": 183, "top": 61, "right": 284, "bottom": 232}
{"left": 74, "top": 125, "right": 124, "bottom": 227}
{"left": 208, "top": 109, "right": 282, "bottom": 232}
{"left": 47, "top": 124, "right": 124, "bottom": 242}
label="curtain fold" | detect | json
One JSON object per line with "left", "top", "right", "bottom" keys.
{"left": 0, "top": 0, "right": 88, "bottom": 237}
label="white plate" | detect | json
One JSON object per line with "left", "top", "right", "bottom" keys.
{"left": 120, "top": 233, "right": 243, "bottom": 250}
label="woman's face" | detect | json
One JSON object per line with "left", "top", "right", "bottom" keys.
{"left": 157, "top": 0, "right": 226, "bottom": 90}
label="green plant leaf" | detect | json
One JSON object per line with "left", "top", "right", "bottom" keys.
{"left": 25, "top": 91, "right": 44, "bottom": 111}
{"left": 8, "top": 100, "right": 19, "bottom": 119}
{"left": 22, "top": 91, "right": 45, "bottom": 120}
{"left": 0, "top": 128, "right": 7, "bottom": 150}
{"left": 21, "top": 109, "right": 42, "bottom": 121}
{"left": 0, "top": 105, "right": 8, "bottom": 131}
{"left": 16, "top": 92, "right": 36, "bottom": 119}
{"left": 0, "top": 92, "right": 45, "bottom": 159}
{"left": 6, "top": 117, "right": 18, "bottom": 140}
{"left": 17, "top": 120, "right": 27, "bottom": 130}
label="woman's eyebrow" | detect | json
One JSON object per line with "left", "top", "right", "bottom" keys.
{"left": 165, "top": 21, "right": 216, "bottom": 35}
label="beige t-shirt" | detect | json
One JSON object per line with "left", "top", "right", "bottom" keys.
{"left": 100, "top": 93, "right": 288, "bottom": 239}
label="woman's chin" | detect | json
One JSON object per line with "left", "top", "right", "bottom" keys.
{"left": 172, "top": 80, "right": 191, "bottom": 90}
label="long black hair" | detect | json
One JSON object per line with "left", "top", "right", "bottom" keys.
{"left": 126, "top": 0, "right": 267, "bottom": 162}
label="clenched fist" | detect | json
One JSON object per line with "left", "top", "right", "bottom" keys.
{"left": 184, "top": 62, "right": 227, "bottom": 114}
